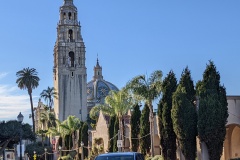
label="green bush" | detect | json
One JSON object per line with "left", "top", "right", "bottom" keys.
{"left": 58, "top": 154, "right": 73, "bottom": 160}
{"left": 152, "top": 155, "right": 163, "bottom": 160}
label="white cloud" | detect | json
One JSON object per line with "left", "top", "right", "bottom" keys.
{"left": 0, "top": 72, "right": 8, "bottom": 79}
{"left": 0, "top": 84, "right": 34, "bottom": 124}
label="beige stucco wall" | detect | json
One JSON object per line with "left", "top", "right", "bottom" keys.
{"left": 91, "top": 111, "right": 109, "bottom": 152}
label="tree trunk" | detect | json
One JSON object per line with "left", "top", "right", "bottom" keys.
{"left": 29, "top": 93, "right": 35, "bottom": 133}
{"left": 149, "top": 103, "right": 154, "bottom": 157}
{"left": 119, "top": 117, "right": 124, "bottom": 152}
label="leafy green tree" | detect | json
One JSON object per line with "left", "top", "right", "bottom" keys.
{"left": 196, "top": 61, "right": 228, "bottom": 160}
{"left": 0, "top": 121, "right": 35, "bottom": 153}
{"left": 171, "top": 68, "right": 197, "bottom": 160}
{"left": 40, "top": 86, "right": 57, "bottom": 110}
{"left": 25, "top": 142, "right": 52, "bottom": 160}
{"left": 131, "top": 104, "right": 141, "bottom": 152}
{"left": 139, "top": 104, "right": 150, "bottom": 155}
{"left": 158, "top": 70, "right": 177, "bottom": 160}
{"left": 108, "top": 115, "right": 116, "bottom": 152}
{"left": 36, "top": 129, "right": 48, "bottom": 146}
{"left": 178, "top": 67, "right": 196, "bottom": 105}
{"left": 90, "top": 138, "right": 104, "bottom": 159}
{"left": 16, "top": 67, "right": 40, "bottom": 133}
{"left": 172, "top": 87, "right": 197, "bottom": 160}
{"left": 126, "top": 70, "right": 162, "bottom": 157}
{"left": 81, "top": 122, "right": 88, "bottom": 159}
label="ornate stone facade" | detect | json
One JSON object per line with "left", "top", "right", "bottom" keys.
{"left": 53, "top": 0, "right": 87, "bottom": 121}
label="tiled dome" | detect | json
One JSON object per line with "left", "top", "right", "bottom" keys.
{"left": 87, "top": 59, "right": 119, "bottom": 110}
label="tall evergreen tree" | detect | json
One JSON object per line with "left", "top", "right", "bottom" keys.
{"left": 139, "top": 104, "right": 150, "bottom": 155}
{"left": 171, "top": 67, "right": 197, "bottom": 160}
{"left": 108, "top": 115, "right": 116, "bottom": 152}
{"left": 196, "top": 61, "right": 228, "bottom": 160}
{"left": 131, "top": 104, "right": 141, "bottom": 152}
{"left": 158, "top": 70, "right": 177, "bottom": 160}
{"left": 178, "top": 67, "right": 196, "bottom": 105}
{"left": 81, "top": 122, "right": 89, "bottom": 159}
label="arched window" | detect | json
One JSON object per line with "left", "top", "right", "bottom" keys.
{"left": 68, "top": 30, "right": 73, "bottom": 41}
{"left": 63, "top": 12, "right": 66, "bottom": 19}
{"left": 68, "top": 12, "right": 72, "bottom": 20}
{"left": 68, "top": 52, "right": 74, "bottom": 67}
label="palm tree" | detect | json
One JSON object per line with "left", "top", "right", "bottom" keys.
{"left": 90, "top": 89, "right": 132, "bottom": 151}
{"left": 60, "top": 115, "right": 81, "bottom": 150}
{"left": 40, "top": 111, "right": 56, "bottom": 145}
{"left": 40, "top": 111, "right": 56, "bottom": 129}
{"left": 16, "top": 67, "right": 40, "bottom": 133}
{"left": 40, "top": 86, "right": 57, "bottom": 110}
{"left": 47, "top": 119, "right": 69, "bottom": 150}
{"left": 126, "top": 70, "right": 162, "bottom": 157}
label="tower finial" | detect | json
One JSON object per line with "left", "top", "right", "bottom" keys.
{"left": 96, "top": 54, "right": 100, "bottom": 66}
{"left": 93, "top": 54, "right": 103, "bottom": 80}
{"left": 64, "top": 0, "right": 73, "bottom": 5}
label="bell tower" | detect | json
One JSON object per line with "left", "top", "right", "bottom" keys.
{"left": 53, "top": 0, "right": 87, "bottom": 121}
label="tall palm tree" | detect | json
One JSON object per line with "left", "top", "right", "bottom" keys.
{"left": 16, "top": 67, "right": 40, "bottom": 133}
{"left": 40, "top": 86, "right": 57, "bottom": 110}
{"left": 90, "top": 89, "right": 132, "bottom": 151}
{"left": 126, "top": 70, "right": 162, "bottom": 157}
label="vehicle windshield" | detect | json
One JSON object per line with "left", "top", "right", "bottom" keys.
{"left": 95, "top": 155, "right": 134, "bottom": 160}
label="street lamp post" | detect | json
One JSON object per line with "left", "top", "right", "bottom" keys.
{"left": 17, "top": 112, "right": 24, "bottom": 160}
{"left": 80, "top": 142, "right": 84, "bottom": 160}
{"left": 33, "top": 151, "right": 36, "bottom": 160}
{"left": 59, "top": 146, "right": 62, "bottom": 159}
{"left": 44, "top": 148, "right": 47, "bottom": 160}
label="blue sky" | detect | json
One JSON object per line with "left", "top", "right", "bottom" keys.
{"left": 0, "top": 0, "right": 240, "bottom": 124}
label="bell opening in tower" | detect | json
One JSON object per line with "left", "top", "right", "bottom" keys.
{"left": 68, "top": 51, "right": 75, "bottom": 67}
{"left": 68, "top": 30, "right": 73, "bottom": 42}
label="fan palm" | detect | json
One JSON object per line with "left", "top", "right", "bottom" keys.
{"left": 126, "top": 70, "right": 162, "bottom": 157}
{"left": 16, "top": 67, "right": 40, "bottom": 133}
{"left": 40, "top": 86, "right": 57, "bottom": 110}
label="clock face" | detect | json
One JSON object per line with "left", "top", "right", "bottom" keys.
{"left": 98, "top": 86, "right": 109, "bottom": 97}
{"left": 87, "top": 87, "right": 93, "bottom": 96}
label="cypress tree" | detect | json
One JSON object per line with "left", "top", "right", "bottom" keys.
{"left": 196, "top": 61, "right": 228, "bottom": 160}
{"left": 171, "top": 67, "right": 197, "bottom": 160}
{"left": 139, "top": 103, "right": 150, "bottom": 156}
{"left": 81, "top": 122, "right": 89, "bottom": 158}
{"left": 108, "top": 115, "right": 116, "bottom": 152}
{"left": 179, "top": 67, "right": 196, "bottom": 105}
{"left": 158, "top": 70, "right": 177, "bottom": 160}
{"left": 131, "top": 104, "right": 141, "bottom": 152}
